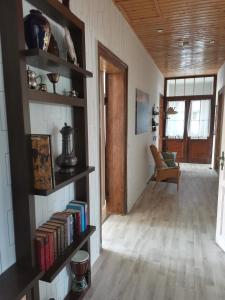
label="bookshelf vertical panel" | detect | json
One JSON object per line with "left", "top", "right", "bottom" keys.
{"left": 0, "top": 0, "right": 36, "bottom": 268}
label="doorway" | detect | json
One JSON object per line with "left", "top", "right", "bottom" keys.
{"left": 98, "top": 43, "right": 128, "bottom": 228}
{"left": 214, "top": 88, "right": 225, "bottom": 172}
{"left": 163, "top": 76, "right": 216, "bottom": 163}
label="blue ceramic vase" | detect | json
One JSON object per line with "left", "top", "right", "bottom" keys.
{"left": 24, "top": 10, "right": 51, "bottom": 51}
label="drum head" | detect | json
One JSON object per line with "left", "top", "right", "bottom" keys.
{"left": 72, "top": 250, "right": 89, "bottom": 263}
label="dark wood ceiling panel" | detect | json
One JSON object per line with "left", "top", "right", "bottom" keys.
{"left": 114, "top": 0, "right": 225, "bottom": 76}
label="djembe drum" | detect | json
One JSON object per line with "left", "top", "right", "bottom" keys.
{"left": 71, "top": 250, "right": 89, "bottom": 292}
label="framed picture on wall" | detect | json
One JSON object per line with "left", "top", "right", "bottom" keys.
{"left": 135, "top": 89, "right": 150, "bottom": 134}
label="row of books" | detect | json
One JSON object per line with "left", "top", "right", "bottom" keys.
{"left": 35, "top": 200, "right": 88, "bottom": 272}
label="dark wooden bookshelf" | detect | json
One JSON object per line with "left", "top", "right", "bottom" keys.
{"left": 24, "top": 49, "right": 93, "bottom": 79}
{"left": 34, "top": 166, "right": 95, "bottom": 196}
{"left": 0, "top": 263, "right": 43, "bottom": 300}
{"left": 26, "top": 0, "right": 84, "bottom": 30}
{"left": 28, "top": 89, "right": 85, "bottom": 107}
{"left": 0, "top": 0, "right": 94, "bottom": 299}
{"left": 41, "top": 226, "right": 96, "bottom": 283}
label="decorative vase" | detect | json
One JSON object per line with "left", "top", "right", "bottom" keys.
{"left": 24, "top": 10, "right": 51, "bottom": 51}
{"left": 56, "top": 123, "right": 78, "bottom": 174}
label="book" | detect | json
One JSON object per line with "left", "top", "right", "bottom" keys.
{"left": 44, "top": 222, "right": 62, "bottom": 255}
{"left": 51, "top": 212, "right": 73, "bottom": 245}
{"left": 36, "top": 229, "right": 54, "bottom": 267}
{"left": 38, "top": 227, "right": 57, "bottom": 261}
{"left": 48, "top": 220, "right": 66, "bottom": 251}
{"left": 31, "top": 134, "right": 55, "bottom": 191}
{"left": 67, "top": 202, "right": 85, "bottom": 232}
{"left": 64, "top": 211, "right": 74, "bottom": 243}
{"left": 35, "top": 236, "right": 45, "bottom": 271}
{"left": 71, "top": 200, "right": 88, "bottom": 228}
{"left": 36, "top": 232, "right": 50, "bottom": 270}
{"left": 66, "top": 209, "right": 81, "bottom": 236}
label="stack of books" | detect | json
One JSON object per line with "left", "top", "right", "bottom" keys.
{"left": 35, "top": 200, "right": 88, "bottom": 272}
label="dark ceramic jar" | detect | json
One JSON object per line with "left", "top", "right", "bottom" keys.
{"left": 24, "top": 10, "right": 51, "bottom": 50}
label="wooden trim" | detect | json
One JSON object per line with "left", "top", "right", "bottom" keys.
{"left": 165, "top": 74, "right": 217, "bottom": 80}
{"left": 214, "top": 86, "right": 225, "bottom": 170}
{"left": 166, "top": 95, "right": 214, "bottom": 101}
{"left": 98, "top": 43, "right": 128, "bottom": 248}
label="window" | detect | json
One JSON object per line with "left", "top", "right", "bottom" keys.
{"left": 188, "top": 100, "right": 211, "bottom": 139}
{"left": 166, "top": 101, "right": 185, "bottom": 139}
{"left": 166, "top": 76, "right": 214, "bottom": 97}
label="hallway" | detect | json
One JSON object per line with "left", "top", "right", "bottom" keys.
{"left": 84, "top": 164, "right": 225, "bottom": 300}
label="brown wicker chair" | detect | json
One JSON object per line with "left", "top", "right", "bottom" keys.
{"left": 150, "top": 144, "right": 181, "bottom": 191}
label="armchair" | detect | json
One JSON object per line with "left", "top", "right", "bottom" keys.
{"left": 150, "top": 144, "right": 181, "bottom": 191}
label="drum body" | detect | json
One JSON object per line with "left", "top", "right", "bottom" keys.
{"left": 71, "top": 250, "right": 89, "bottom": 292}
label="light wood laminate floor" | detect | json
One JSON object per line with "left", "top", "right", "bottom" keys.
{"left": 85, "top": 164, "right": 225, "bottom": 300}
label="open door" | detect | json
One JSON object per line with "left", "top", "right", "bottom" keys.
{"left": 216, "top": 88, "right": 225, "bottom": 251}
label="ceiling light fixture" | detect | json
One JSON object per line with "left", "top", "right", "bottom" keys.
{"left": 209, "top": 40, "right": 215, "bottom": 44}
{"left": 157, "top": 29, "right": 163, "bottom": 33}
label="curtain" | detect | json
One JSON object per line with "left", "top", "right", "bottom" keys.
{"left": 166, "top": 101, "right": 185, "bottom": 138}
{"left": 187, "top": 100, "right": 211, "bottom": 139}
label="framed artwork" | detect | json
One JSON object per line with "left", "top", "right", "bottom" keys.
{"left": 135, "top": 89, "right": 150, "bottom": 134}
{"left": 31, "top": 134, "right": 55, "bottom": 191}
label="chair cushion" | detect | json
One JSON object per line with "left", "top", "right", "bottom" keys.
{"left": 162, "top": 152, "right": 177, "bottom": 167}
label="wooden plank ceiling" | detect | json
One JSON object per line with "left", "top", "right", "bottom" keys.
{"left": 113, "top": 0, "right": 225, "bottom": 77}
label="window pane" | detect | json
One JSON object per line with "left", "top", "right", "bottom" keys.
{"left": 166, "top": 101, "right": 185, "bottom": 138}
{"left": 185, "top": 78, "right": 194, "bottom": 95}
{"left": 194, "top": 77, "right": 204, "bottom": 95}
{"left": 175, "top": 79, "right": 185, "bottom": 96}
{"left": 167, "top": 80, "right": 175, "bottom": 96}
{"left": 188, "top": 100, "right": 211, "bottom": 139}
{"left": 204, "top": 77, "right": 214, "bottom": 95}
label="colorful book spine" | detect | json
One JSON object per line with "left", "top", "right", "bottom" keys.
{"left": 67, "top": 202, "right": 85, "bottom": 232}
{"left": 72, "top": 200, "right": 88, "bottom": 228}
{"left": 35, "top": 237, "right": 45, "bottom": 271}
{"left": 66, "top": 209, "right": 82, "bottom": 236}
{"left": 37, "top": 229, "right": 54, "bottom": 266}
{"left": 52, "top": 212, "right": 73, "bottom": 245}
{"left": 36, "top": 232, "right": 50, "bottom": 270}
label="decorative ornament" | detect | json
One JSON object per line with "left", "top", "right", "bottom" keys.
{"left": 24, "top": 10, "right": 51, "bottom": 51}
{"left": 56, "top": 123, "right": 78, "bottom": 174}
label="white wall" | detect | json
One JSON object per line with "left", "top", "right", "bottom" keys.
{"left": 0, "top": 0, "right": 164, "bottom": 299}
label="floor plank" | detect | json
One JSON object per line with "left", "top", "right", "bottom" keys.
{"left": 84, "top": 164, "right": 225, "bottom": 300}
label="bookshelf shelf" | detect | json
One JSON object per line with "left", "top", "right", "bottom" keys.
{"left": 0, "top": 263, "right": 43, "bottom": 300}
{"left": 41, "top": 225, "right": 96, "bottom": 283}
{"left": 26, "top": 0, "right": 84, "bottom": 31}
{"left": 34, "top": 166, "right": 95, "bottom": 196}
{"left": 24, "top": 49, "right": 93, "bottom": 79}
{"left": 28, "top": 89, "right": 85, "bottom": 107}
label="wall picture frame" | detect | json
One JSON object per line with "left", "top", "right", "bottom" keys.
{"left": 135, "top": 89, "right": 150, "bottom": 134}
